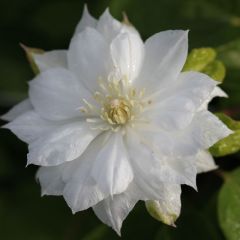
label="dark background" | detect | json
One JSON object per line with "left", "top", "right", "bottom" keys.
{"left": 1, "top": 0, "right": 240, "bottom": 239}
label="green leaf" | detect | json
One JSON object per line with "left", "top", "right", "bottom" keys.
{"left": 209, "top": 113, "right": 240, "bottom": 157}
{"left": 183, "top": 48, "right": 216, "bottom": 72}
{"left": 201, "top": 60, "right": 226, "bottom": 82}
{"left": 214, "top": 113, "right": 240, "bottom": 130}
{"left": 218, "top": 168, "right": 240, "bottom": 240}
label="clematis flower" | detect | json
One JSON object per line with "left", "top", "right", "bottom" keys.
{"left": 2, "top": 6, "right": 232, "bottom": 235}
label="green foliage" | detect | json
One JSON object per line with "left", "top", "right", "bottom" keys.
{"left": 202, "top": 60, "right": 226, "bottom": 82}
{"left": 210, "top": 113, "right": 240, "bottom": 157}
{"left": 216, "top": 39, "right": 240, "bottom": 108}
{"left": 183, "top": 48, "right": 216, "bottom": 72}
{"left": 217, "top": 39, "right": 240, "bottom": 69}
{"left": 183, "top": 47, "right": 226, "bottom": 82}
{"left": 218, "top": 168, "right": 240, "bottom": 240}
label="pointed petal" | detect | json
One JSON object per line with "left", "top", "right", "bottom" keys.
{"left": 110, "top": 32, "right": 144, "bottom": 82}
{"left": 96, "top": 9, "right": 124, "bottom": 43}
{"left": 126, "top": 128, "right": 197, "bottom": 189}
{"left": 97, "top": 9, "right": 139, "bottom": 43}
{"left": 136, "top": 109, "right": 232, "bottom": 158}
{"left": 3, "top": 110, "right": 57, "bottom": 143}
{"left": 63, "top": 133, "right": 111, "bottom": 212}
{"left": 199, "top": 86, "right": 227, "bottom": 111}
{"left": 33, "top": 50, "right": 67, "bottom": 72}
{"left": 145, "top": 184, "right": 181, "bottom": 226}
{"left": 196, "top": 151, "right": 217, "bottom": 173}
{"left": 74, "top": 5, "right": 97, "bottom": 34}
{"left": 1, "top": 99, "right": 32, "bottom": 121}
{"left": 92, "top": 184, "right": 138, "bottom": 235}
{"left": 36, "top": 165, "right": 66, "bottom": 196}
{"left": 68, "top": 27, "right": 112, "bottom": 92}
{"left": 137, "top": 30, "right": 188, "bottom": 92}
{"left": 29, "top": 68, "right": 91, "bottom": 121}
{"left": 27, "top": 121, "right": 100, "bottom": 166}
{"left": 187, "top": 110, "right": 233, "bottom": 151}
{"left": 144, "top": 71, "right": 217, "bottom": 131}
{"left": 91, "top": 132, "right": 133, "bottom": 196}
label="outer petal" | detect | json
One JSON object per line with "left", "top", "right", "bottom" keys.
{"left": 92, "top": 183, "right": 139, "bottom": 235}
{"left": 3, "top": 110, "right": 57, "bottom": 143}
{"left": 33, "top": 50, "right": 67, "bottom": 72}
{"left": 29, "top": 68, "right": 91, "bottom": 121}
{"left": 136, "top": 110, "right": 232, "bottom": 157}
{"left": 74, "top": 5, "right": 97, "bottom": 34}
{"left": 63, "top": 134, "right": 111, "bottom": 213}
{"left": 1, "top": 99, "right": 32, "bottom": 121}
{"left": 196, "top": 151, "right": 217, "bottom": 173}
{"left": 186, "top": 110, "right": 232, "bottom": 151}
{"left": 110, "top": 32, "right": 144, "bottom": 82}
{"left": 68, "top": 27, "right": 112, "bottom": 92}
{"left": 199, "top": 86, "right": 227, "bottom": 111}
{"left": 126, "top": 128, "right": 197, "bottom": 189}
{"left": 144, "top": 71, "right": 217, "bottom": 131}
{"left": 91, "top": 132, "right": 133, "bottom": 196}
{"left": 137, "top": 30, "right": 188, "bottom": 92}
{"left": 96, "top": 9, "right": 139, "bottom": 43}
{"left": 145, "top": 184, "right": 181, "bottom": 226}
{"left": 36, "top": 165, "right": 65, "bottom": 196}
{"left": 27, "top": 121, "right": 100, "bottom": 166}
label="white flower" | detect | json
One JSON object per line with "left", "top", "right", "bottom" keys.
{"left": 2, "top": 6, "right": 232, "bottom": 235}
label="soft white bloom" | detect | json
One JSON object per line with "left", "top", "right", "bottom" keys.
{"left": 2, "top": 6, "right": 232, "bottom": 235}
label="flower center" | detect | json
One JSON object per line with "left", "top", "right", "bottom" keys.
{"left": 80, "top": 77, "right": 149, "bottom": 131}
{"left": 104, "top": 98, "right": 131, "bottom": 125}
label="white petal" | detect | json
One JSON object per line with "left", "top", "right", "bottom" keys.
{"left": 196, "top": 151, "right": 217, "bottom": 173}
{"left": 96, "top": 9, "right": 124, "bottom": 43}
{"left": 27, "top": 121, "right": 100, "bottom": 166}
{"left": 33, "top": 50, "right": 67, "bottom": 72}
{"left": 3, "top": 110, "right": 57, "bottom": 143}
{"left": 145, "top": 184, "right": 181, "bottom": 226}
{"left": 110, "top": 32, "right": 144, "bottom": 82}
{"left": 91, "top": 132, "right": 133, "bottom": 196}
{"left": 1, "top": 99, "right": 32, "bottom": 121}
{"left": 144, "top": 96, "right": 195, "bottom": 131}
{"left": 36, "top": 165, "right": 66, "bottom": 196}
{"left": 74, "top": 5, "right": 97, "bottom": 34}
{"left": 126, "top": 128, "right": 197, "bottom": 189}
{"left": 92, "top": 183, "right": 139, "bottom": 235}
{"left": 63, "top": 134, "right": 111, "bottom": 212}
{"left": 29, "top": 68, "right": 91, "bottom": 121}
{"left": 137, "top": 30, "right": 188, "bottom": 92}
{"left": 68, "top": 27, "right": 112, "bottom": 92}
{"left": 136, "top": 110, "right": 232, "bottom": 157}
{"left": 97, "top": 9, "right": 140, "bottom": 43}
{"left": 199, "top": 86, "right": 227, "bottom": 111}
{"left": 187, "top": 110, "right": 232, "bottom": 150}
{"left": 144, "top": 71, "right": 217, "bottom": 131}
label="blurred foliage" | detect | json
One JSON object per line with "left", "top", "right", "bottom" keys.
{"left": 218, "top": 168, "right": 240, "bottom": 240}
{"left": 183, "top": 47, "right": 226, "bottom": 82}
{"left": 183, "top": 48, "right": 217, "bottom": 72}
{"left": 1, "top": 0, "right": 240, "bottom": 239}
